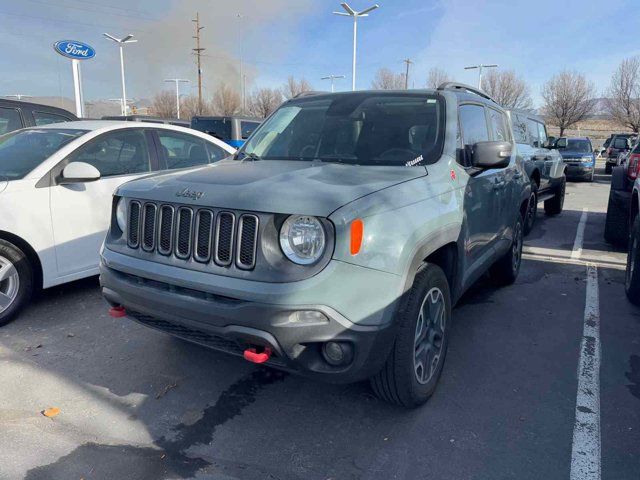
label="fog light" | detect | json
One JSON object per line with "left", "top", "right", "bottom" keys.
{"left": 322, "top": 341, "right": 353, "bottom": 366}
{"left": 288, "top": 310, "right": 329, "bottom": 325}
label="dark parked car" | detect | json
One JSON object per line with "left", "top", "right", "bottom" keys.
{"left": 605, "top": 133, "right": 635, "bottom": 173}
{"left": 604, "top": 140, "right": 640, "bottom": 244}
{"left": 190, "top": 116, "right": 262, "bottom": 148}
{"left": 0, "top": 99, "right": 76, "bottom": 135}
{"left": 555, "top": 137, "right": 596, "bottom": 181}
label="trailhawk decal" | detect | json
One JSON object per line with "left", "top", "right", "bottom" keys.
{"left": 406, "top": 155, "right": 424, "bottom": 167}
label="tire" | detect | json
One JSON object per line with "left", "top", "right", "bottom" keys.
{"left": 604, "top": 189, "right": 629, "bottom": 245}
{"left": 523, "top": 183, "right": 538, "bottom": 236}
{"left": 626, "top": 216, "right": 640, "bottom": 305}
{"left": 370, "top": 263, "right": 451, "bottom": 408}
{"left": 544, "top": 176, "right": 566, "bottom": 215}
{"left": 490, "top": 217, "right": 523, "bottom": 286}
{"left": 0, "top": 239, "right": 34, "bottom": 326}
{"left": 605, "top": 163, "right": 613, "bottom": 174}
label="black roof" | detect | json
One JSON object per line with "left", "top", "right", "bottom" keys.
{"left": 0, "top": 98, "right": 76, "bottom": 118}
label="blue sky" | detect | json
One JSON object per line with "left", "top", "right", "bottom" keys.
{"left": 1, "top": 0, "right": 639, "bottom": 107}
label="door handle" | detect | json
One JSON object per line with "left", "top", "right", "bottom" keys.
{"left": 514, "top": 171, "right": 523, "bottom": 179}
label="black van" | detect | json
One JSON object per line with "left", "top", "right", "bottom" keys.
{"left": 190, "top": 116, "right": 262, "bottom": 148}
{"left": 0, "top": 99, "right": 77, "bottom": 135}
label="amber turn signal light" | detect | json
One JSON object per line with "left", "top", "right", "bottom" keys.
{"left": 350, "top": 219, "right": 364, "bottom": 255}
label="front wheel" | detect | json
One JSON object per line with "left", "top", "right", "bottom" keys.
{"left": 544, "top": 176, "right": 566, "bottom": 215}
{"left": 370, "top": 263, "right": 451, "bottom": 408}
{"left": 0, "top": 239, "right": 34, "bottom": 326}
{"left": 626, "top": 216, "right": 640, "bottom": 305}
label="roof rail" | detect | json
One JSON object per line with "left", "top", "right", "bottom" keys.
{"left": 437, "top": 82, "right": 495, "bottom": 103}
{"left": 293, "top": 90, "right": 329, "bottom": 98}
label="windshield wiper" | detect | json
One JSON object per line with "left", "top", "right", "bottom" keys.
{"left": 314, "top": 154, "right": 358, "bottom": 164}
{"left": 238, "top": 152, "right": 261, "bottom": 162}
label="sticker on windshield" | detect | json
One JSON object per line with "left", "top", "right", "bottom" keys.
{"left": 406, "top": 155, "right": 423, "bottom": 167}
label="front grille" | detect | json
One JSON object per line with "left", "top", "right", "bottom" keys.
{"left": 125, "top": 200, "right": 258, "bottom": 270}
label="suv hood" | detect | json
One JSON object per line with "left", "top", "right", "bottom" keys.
{"left": 118, "top": 159, "right": 427, "bottom": 216}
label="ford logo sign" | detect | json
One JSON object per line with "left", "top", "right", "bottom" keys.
{"left": 53, "top": 40, "right": 96, "bottom": 60}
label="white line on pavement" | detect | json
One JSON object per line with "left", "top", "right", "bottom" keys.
{"left": 569, "top": 264, "right": 601, "bottom": 480}
{"left": 571, "top": 209, "right": 589, "bottom": 260}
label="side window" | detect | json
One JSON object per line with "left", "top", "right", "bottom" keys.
{"left": 33, "top": 111, "right": 72, "bottom": 126}
{"left": 459, "top": 104, "right": 489, "bottom": 146}
{"left": 526, "top": 119, "right": 541, "bottom": 147}
{"left": 512, "top": 114, "right": 528, "bottom": 144}
{"left": 241, "top": 121, "right": 260, "bottom": 139}
{"left": 205, "top": 142, "right": 228, "bottom": 163}
{"left": 157, "top": 130, "right": 211, "bottom": 169}
{"left": 536, "top": 122, "right": 548, "bottom": 145}
{"left": 69, "top": 129, "right": 150, "bottom": 177}
{"left": 0, "top": 107, "right": 23, "bottom": 134}
{"left": 488, "top": 108, "right": 510, "bottom": 142}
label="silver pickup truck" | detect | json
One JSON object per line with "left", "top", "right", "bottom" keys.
{"left": 100, "top": 84, "right": 533, "bottom": 407}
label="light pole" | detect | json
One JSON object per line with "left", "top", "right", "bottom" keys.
{"left": 464, "top": 64, "right": 498, "bottom": 90}
{"left": 237, "top": 13, "right": 246, "bottom": 113}
{"left": 164, "top": 79, "right": 190, "bottom": 119}
{"left": 321, "top": 74, "right": 346, "bottom": 92}
{"left": 103, "top": 33, "right": 137, "bottom": 116}
{"left": 333, "top": 3, "right": 379, "bottom": 91}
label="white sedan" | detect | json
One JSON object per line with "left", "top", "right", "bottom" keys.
{"left": 0, "top": 120, "right": 235, "bottom": 324}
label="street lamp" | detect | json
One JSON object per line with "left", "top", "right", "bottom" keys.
{"left": 164, "top": 79, "right": 190, "bottom": 119}
{"left": 464, "top": 64, "right": 498, "bottom": 90}
{"left": 103, "top": 33, "right": 137, "bottom": 116}
{"left": 321, "top": 74, "right": 346, "bottom": 93}
{"left": 333, "top": 3, "right": 379, "bottom": 91}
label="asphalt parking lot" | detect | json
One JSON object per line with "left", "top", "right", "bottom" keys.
{"left": 0, "top": 162, "right": 638, "bottom": 480}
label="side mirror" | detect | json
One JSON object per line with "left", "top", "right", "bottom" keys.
{"left": 60, "top": 161, "right": 101, "bottom": 184}
{"left": 471, "top": 141, "right": 512, "bottom": 169}
{"left": 555, "top": 137, "right": 567, "bottom": 149}
{"left": 544, "top": 136, "right": 557, "bottom": 149}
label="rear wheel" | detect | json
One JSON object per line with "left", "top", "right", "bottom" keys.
{"left": 604, "top": 189, "right": 629, "bottom": 246}
{"left": 490, "top": 217, "right": 523, "bottom": 286}
{"left": 370, "top": 263, "right": 451, "bottom": 408}
{"left": 626, "top": 216, "right": 640, "bottom": 305}
{"left": 523, "top": 183, "right": 538, "bottom": 236}
{"left": 544, "top": 176, "right": 565, "bottom": 215}
{"left": 0, "top": 240, "right": 34, "bottom": 327}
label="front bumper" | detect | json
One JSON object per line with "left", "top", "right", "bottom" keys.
{"left": 100, "top": 248, "right": 401, "bottom": 383}
{"left": 565, "top": 164, "right": 594, "bottom": 179}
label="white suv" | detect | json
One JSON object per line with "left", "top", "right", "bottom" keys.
{"left": 0, "top": 121, "right": 235, "bottom": 324}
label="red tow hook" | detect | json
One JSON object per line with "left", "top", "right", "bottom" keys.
{"left": 109, "top": 306, "right": 127, "bottom": 318}
{"left": 243, "top": 347, "right": 272, "bottom": 364}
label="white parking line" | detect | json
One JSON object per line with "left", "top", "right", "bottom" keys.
{"left": 569, "top": 264, "right": 601, "bottom": 480}
{"left": 571, "top": 209, "right": 589, "bottom": 260}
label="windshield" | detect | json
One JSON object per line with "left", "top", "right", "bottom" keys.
{"left": 238, "top": 93, "right": 445, "bottom": 166}
{"left": 0, "top": 128, "right": 87, "bottom": 180}
{"left": 560, "top": 139, "right": 591, "bottom": 153}
{"left": 191, "top": 118, "right": 233, "bottom": 140}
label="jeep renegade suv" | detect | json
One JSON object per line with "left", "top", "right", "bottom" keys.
{"left": 100, "top": 84, "right": 531, "bottom": 407}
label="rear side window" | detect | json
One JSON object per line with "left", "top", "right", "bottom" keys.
{"left": 33, "top": 111, "right": 72, "bottom": 126}
{"left": 241, "top": 121, "right": 260, "bottom": 139}
{"left": 0, "top": 107, "right": 23, "bottom": 134}
{"left": 487, "top": 108, "right": 510, "bottom": 142}
{"left": 459, "top": 104, "right": 489, "bottom": 146}
{"left": 157, "top": 130, "right": 216, "bottom": 169}
{"left": 512, "top": 114, "right": 528, "bottom": 144}
{"left": 526, "top": 119, "right": 541, "bottom": 147}
{"left": 68, "top": 129, "right": 151, "bottom": 177}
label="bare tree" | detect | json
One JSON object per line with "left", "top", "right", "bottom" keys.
{"left": 248, "top": 88, "right": 283, "bottom": 118}
{"left": 282, "top": 76, "right": 313, "bottom": 99}
{"left": 606, "top": 57, "right": 640, "bottom": 133}
{"left": 426, "top": 68, "right": 451, "bottom": 89}
{"left": 541, "top": 71, "right": 597, "bottom": 137}
{"left": 371, "top": 68, "right": 405, "bottom": 90}
{"left": 481, "top": 70, "right": 532, "bottom": 110}
{"left": 211, "top": 83, "right": 241, "bottom": 116}
{"left": 150, "top": 90, "right": 176, "bottom": 118}
{"left": 180, "top": 95, "right": 212, "bottom": 120}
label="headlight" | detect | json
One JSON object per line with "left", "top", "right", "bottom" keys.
{"left": 279, "top": 215, "right": 326, "bottom": 265}
{"left": 581, "top": 156, "right": 593, "bottom": 163}
{"left": 115, "top": 197, "right": 127, "bottom": 233}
